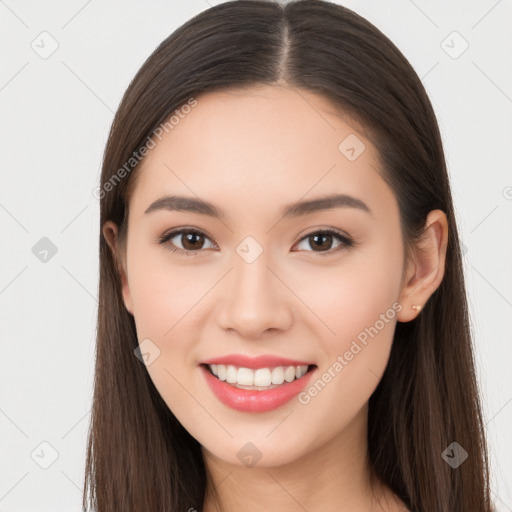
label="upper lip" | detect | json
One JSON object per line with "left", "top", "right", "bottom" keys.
{"left": 201, "top": 354, "right": 315, "bottom": 369}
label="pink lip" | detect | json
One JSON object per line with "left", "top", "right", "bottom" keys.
{"left": 201, "top": 354, "right": 314, "bottom": 369}
{"left": 200, "top": 364, "right": 316, "bottom": 413}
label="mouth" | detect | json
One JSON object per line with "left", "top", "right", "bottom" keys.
{"left": 200, "top": 361, "right": 318, "bottom": 412}
{"left": 200, "top": 363, "right": 317, "bottom": 391}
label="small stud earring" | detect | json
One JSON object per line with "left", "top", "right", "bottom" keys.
{"left": 411, "top": 305, "right": 422, "bottom": 311}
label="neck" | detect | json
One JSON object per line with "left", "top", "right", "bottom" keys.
{"left": 201, "top": 404, "right": 401, "bottom": 512}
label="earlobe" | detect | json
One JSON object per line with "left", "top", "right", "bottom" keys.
{"left": 397, "top": 209, "right": 448, "bottom": 322}
{"left": 102, "top": 220, "right": 134, "bottom": 315}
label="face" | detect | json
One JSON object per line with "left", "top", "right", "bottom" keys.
{"left": 106, "top": 85, "right": 409, "bottom": 468}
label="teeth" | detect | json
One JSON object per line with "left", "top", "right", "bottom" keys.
{"left": 226, "top": 365, "right": 237, "bottom": 383}
{"left": 208, "top": 364, "right": 309, "bottom": 387}
{"left": 271, "top": 367, "right": 285, "bottom": 385}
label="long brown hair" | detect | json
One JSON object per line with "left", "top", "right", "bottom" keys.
{"left": 84, "top": 1, "right": 494, "bottom": 510}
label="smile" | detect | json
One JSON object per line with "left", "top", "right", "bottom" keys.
{"left": 207, "top": 363, "right": 311, "bottom": 389}
{"left": 200, "top": 363, "right": 317, "bottom": 412}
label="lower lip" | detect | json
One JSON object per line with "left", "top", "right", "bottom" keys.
{"left": 200, "top": 365, "right": 316, "bottom": 413}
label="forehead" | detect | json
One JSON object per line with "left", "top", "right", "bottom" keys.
{"left": 130, "top": 85, "right": 395, "bottom": 221}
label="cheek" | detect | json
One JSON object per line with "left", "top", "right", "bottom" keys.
{"left": 284, "top": 280, "right": 400, "bottom": 449}
{"left": 290, "top": 244, "right": 402, "bottom": 407}
{"left": 126, "top": 244, "right": 225, "bottom": 390}
{"left": 306, "top": 274, "right": 399, "bottom": 403}
{"left": 127, "top": 245, "right": 211, "bottom": 340}
{"left": 293, "top": 252, "right": 402, "bottom": 349}
{"left": 126, "top": 255, "right": 207, "bottom": 414}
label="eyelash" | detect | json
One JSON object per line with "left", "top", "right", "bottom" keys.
{"left": 157, "top": 227, "right": 355, "bottom": 257}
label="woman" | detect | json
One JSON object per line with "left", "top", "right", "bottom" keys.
{"left": 84, "top": 1, "right": 493, "bottom": 510}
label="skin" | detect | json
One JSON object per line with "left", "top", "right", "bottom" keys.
{"left": 103, "top": 84, "right": 448, "bottom": 511}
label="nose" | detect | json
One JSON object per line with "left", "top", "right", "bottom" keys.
{"left": 216, "top": 251, "right": 294, "bottom": 339}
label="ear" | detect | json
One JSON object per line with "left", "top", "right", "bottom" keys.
{"left": 397, "top": 209, "right": 449, "bottom": 322}
{"left": 102, "top": 220, "right": 134, "bottom": 315}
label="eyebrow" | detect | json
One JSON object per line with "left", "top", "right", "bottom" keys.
{"left": 144, "top": 193, "right": 372, "bottom": 219}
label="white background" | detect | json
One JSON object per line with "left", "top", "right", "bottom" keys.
{"left": 0, "top": 1, "right": 511, "bottom": 510}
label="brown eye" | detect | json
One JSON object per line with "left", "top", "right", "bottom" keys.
{"left": 179, "top": 231, "right": 206, "bottom": 250}
{"left": 159, "top": 228, "right": 353, "bottom": 256}
{"left": 308, "top": 233, "right": 334, "bottom": 251}
{"left": 295, "top": 229, "right": 353, "bottom": 254}
{"left": 159, "top": 229, "right": 215, "bottom": 255}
